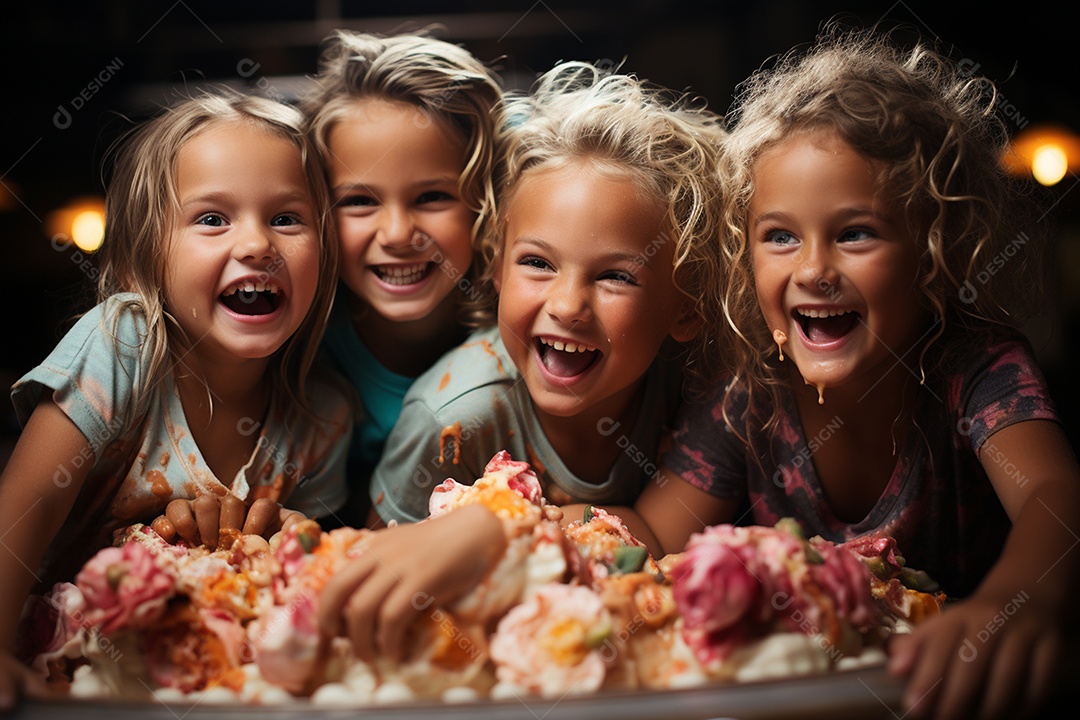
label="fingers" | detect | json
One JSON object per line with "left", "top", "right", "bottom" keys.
{"left": 317, "top": 557, "right": 377, "bottom": 643}
{"left": 980, "top": 627, "right": 1034, "bottom": 720}
{"left": 902, "top": 620, "right": 962, "bottom": 719}
{"left": 219, "top": 495, "right": 245, "bottom": 533}
{"left": 344, "top": 568, "right": 400, "bottom": 664}
{"left": 165, "top": 499, "right": 199, "bottom": 544}
{"left": 378, "top": 581, "right": 429, "bottom": 664}
{"left": 192, "top": 494, "right": 221, "bottom": 550}
{"left": 149, "top": 514, "right": 176, "bottom": 541}
{"left": 243, "top": 498, "right": 280, "bottom": 536}
{"left": 279, "top": 509, "right": 306, "bottom": 535}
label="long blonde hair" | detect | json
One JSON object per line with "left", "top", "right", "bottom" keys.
{"left": 97, "top": 91, "right": 339, "bottom": 429}
{"left": 476, "top": 61, "right": 728, "bottom": 390}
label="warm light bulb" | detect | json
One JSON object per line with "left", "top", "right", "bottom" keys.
{"left": 1032, "top": 144, "right": 1068, "bottom": 186}
{"left": 71, "top": 209, "right": 105, "bottom": 252}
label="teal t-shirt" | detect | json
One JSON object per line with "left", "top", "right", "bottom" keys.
{"left": 321, "top": 301, "right": 414, "bottom": 487}
{"left": 12, "top": 293, "right": 351, "bottom": 584}
{"left": 369, "top": 326, "right": 684, "bottom": 524}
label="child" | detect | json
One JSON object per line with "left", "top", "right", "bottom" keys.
{"left": 0, "top": 92, "right": 351, "bottom": 707}
{"left": 301, "top": 30, "right": 502, "bottom": 526}
{"left": 365, "top": 61, "right": 725, "bottom": 528}
{"left": 633, "top": 29, "right": 1079, "bottom": 719}
{"left": 317, "top": 60, "right": 726, "bottom": 660}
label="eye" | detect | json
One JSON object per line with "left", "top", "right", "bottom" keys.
{"left": 601, "top": 270, "right": 639, "bottom": 286}
{"left": 195, "top": 213, "right": 226, "bottom": 227}
{"left": 417, "top": 190, "right": 454, "bottom": 204}
{"left": 839, "top": 227, "right": 875, "bottom": 242}
{"left": 518, "top": 255, "right": 552, "bottom": 271}
{"left": 338, "top": 194, "right": 376, "bottom": 208}
{"left": 764, "top": 228, "right": 797, "bottom": 246}
{"left": 271, "top": 213, "right": 303, "bottom": 227}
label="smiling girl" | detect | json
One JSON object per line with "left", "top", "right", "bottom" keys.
{"left": 0, "top": 92, "right": 350, "bottom": 707}
{"left": 633, "top": 29, "right": 1080, "bottom": 720}
{"left": 366, "top": 61, "right": 724, "bottom": 525}
{"left": 302, "top": 31, "right": 501, "bottom": 525}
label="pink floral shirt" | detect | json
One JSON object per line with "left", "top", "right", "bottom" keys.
{"left": 664, "top": 333, "right": 1059, "bottom": 597}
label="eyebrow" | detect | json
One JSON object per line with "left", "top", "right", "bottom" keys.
{"left": 752, "top": 206, "right": 894, "bottom": 227}
{"left": 180, "top": 189, "right": 310, "bottom": 206}
{"left": 332, "top": 176, "right": 458, "bottom": 195}
{"left": 511, "top": 236, "right": 649, "bottom": 265}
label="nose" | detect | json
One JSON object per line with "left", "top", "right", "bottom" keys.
{"left": 379, "top": 207, "right": 424, "bottom": 252}
{"left": 795, "top": 239, "right": 840, "bottom": 291}
{"left": 546, "top": 274, "right": 593, "bottom": 325}
{"left": 235, "top": 222, "right": 276, "bottom": 262}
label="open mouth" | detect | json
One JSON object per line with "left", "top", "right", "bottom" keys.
{"left": 373, "top": 262, "right": 434, "bottom": 286}
{"left": 535, "top": 337, "right": 601, "bottom": 378}
{"left": 795, "top": 308, "right": 859, "bottom": 344}
{"left": 220, "top": 280, "right": 283, "bottom": 316}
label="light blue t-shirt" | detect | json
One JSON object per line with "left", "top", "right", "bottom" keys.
{"left": 369, "top": 326, "right": 684, "bottom": 524}
{"left": 321, "top": 300, "right": 414, "bottom": 484}
{"left": 11, "top": 293, "right": 351, "bottom": 584}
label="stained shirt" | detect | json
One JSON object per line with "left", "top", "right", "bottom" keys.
{"left": 11, "top": 293, "right": 351, "bottom": 585}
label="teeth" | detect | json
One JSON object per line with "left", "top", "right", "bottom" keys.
{"left": 377, "top": 263, "right": 429, "bottom": 285}
{"left": 796, "top": 308, "right": 851, "bottom": 319}
{"left": 222, "top": 280, "right": 280, "bottom": 296}
{"left": 539, "top": 338, "right": 596, "bottom": 353}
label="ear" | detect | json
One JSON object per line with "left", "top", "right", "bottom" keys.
{"left": 669, "top": 298, "right": 703, "bottom": 343}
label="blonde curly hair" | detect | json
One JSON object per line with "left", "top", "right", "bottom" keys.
{"left": 474, "top": 61, "right": 728, "bottom": 390}
{"left": 720, "top": 26, "right": 1045, "bottom": 426}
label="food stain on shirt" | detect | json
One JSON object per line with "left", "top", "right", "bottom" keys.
{"left": 438, "top": 372, "right": 451, "bottom": 391}
{"left": 439, "top": 421, "right": 463, "bottom": 465}
{"left": 145, "top": 469, "right": 172, "bottom": 499}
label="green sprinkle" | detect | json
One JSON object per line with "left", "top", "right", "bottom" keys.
{"left": 612, "top": 545, "right": 649, "bottom": 574}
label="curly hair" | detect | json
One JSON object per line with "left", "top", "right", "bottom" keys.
{"left": 474, "top": 61, "right": 728, "bottom": 390}
{"left": 302, "top": 29, "right": 502, "bottom": 321}
{"left": 720, "top": 25, "right": 1046, "bottom": 428}
{"left": 97, "top": 90, "right": 339, "bottom": 431}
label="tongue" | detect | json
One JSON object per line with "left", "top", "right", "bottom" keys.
{"left": 805, "top": 313, "right": 858, "bottom": 344}
{"left": 222, "top": 290, "right": 276, "bottom": 316}
{"left": 541, "top": 347, "right": 598, "bottom": 378}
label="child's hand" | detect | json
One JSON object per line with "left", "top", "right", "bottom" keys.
{"left": 318, "top": 504, "right": 507, "bottom": 663}
{"left": 0, "top": 651, "right": 46, "bottom": 711}
{"left": 150, "top": 497, "right": 305, "bottom": 549}
{"left": 888, "top": 592, "right": 1062, "bottom": 719}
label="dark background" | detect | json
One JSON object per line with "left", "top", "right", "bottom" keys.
{"left": 2, "top": 0, "right": 1078, "bottom": 460}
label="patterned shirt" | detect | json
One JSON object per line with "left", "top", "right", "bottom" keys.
{"left": 664, "top": 333, "right": 1059, "bottom": 597}
{"left": 12, "top": 294, "right": 351, "bottom": 585}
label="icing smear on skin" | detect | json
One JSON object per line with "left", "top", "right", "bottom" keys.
{"left": 803, "top": 377, "right": 825, "bottom": 405}
{"left": 772, "top": 329, "right": 787, "bottom": 361}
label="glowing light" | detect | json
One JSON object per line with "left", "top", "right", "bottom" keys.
{"left": 71, "top": 210, "right": 105, "bottom": 251}
{"left": 1031, "top": 144, "right": 1068, "bottom": 186}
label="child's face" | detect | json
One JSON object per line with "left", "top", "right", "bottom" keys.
{"left": 327, "top": 99, "right": 475, "bottom": 323}
{"left": 495, "top": 161, "right": 696, "bottom": 421}
{"left": 749, "top": 130, "right": 925, "bottom": 395}
{"left": 164, "top": 121, "right": 320, "bottom": 364}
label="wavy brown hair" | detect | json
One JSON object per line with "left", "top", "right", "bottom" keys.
{"left": 97, "top": 91, "right": 339, "bottom": 432}
{"left": 720, "top": 26, "right": 1045, "bottom": 431}
{"left": 474, "top": 61, "right": 728, "bottom": 391}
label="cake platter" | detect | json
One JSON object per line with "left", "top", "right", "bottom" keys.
{"left": 13, "top": 663, "right": 903, "bottom": 720}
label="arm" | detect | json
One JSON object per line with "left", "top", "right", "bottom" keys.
{"left": 889, "top": 420, "right": 1080, "bottom": 719}
{"left": 559, "top": 468, "right": 740, "bottom": 558}
{"left": 0, "top": 398, "right": 92, "bottom": 709}
{"left": 317, "top": 504, "right": 506, "bottom": 663}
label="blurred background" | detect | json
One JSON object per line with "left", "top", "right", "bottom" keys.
{"left": 2, "top": 0, "right": 1078, "bottom": 460}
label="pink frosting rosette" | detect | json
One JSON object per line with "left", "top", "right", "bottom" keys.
{"left": 490, "top": 583, "right": 615, "bottom": 696}
{"left": 75, "top": 540, "right": 177, "bottom": 636}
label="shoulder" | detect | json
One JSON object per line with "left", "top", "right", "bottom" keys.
{"left": 404, "top": 326, "right": 517, "bottom": 408}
